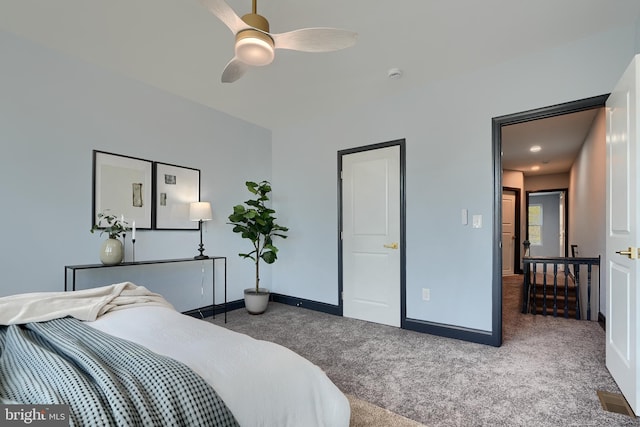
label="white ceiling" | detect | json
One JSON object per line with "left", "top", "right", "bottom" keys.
{"left": 502, "top": 108, "right": 602, "bottom": 177}
{"left": 1, "top": 0, "right": 639, "bottom": 131}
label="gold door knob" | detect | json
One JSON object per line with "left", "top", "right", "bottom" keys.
{"left": 616, "top": 247, "right": 638, "bottom": 259}
{"left": 383, "top": 243, "right": 399, "bottom": 249}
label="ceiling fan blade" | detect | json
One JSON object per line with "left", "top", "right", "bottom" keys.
{"left": 272, "top": 28, "right": 357, "bottom": 52}
{"left": 199, "top": 0, "right": 251, "bottom": 34}
{"left": 221, "top": 57, "right": 250, "bottom": 83}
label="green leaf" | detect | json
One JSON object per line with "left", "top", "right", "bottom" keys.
{"left": 231, "top": 225, "right": 248, "bottom": 234}
{"left": 260, "top": 183, "right": 272, "bottom": 193}
{"left": 246, "top": 181, "right": 258, "bottom": 194}
{"left": 262, "top": 251, "right": 277, "bottom": 264}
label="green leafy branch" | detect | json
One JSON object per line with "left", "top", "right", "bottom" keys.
{"left": 90, "top": 211, "right": 129, "bottom": 239}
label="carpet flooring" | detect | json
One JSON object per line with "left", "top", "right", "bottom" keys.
{"left": 209, "top": 277, "right": 639, "bottom": 426}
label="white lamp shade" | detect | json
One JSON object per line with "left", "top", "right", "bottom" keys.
{"left": 189, "top": 202, "right": 213, "bottom": 222}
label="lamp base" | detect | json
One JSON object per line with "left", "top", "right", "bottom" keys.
{"left": 194, "top": 223, "right": 209, "bottom": 260}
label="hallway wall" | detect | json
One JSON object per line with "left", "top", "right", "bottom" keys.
{"left": 569, "top": 109, "right": 606, "bottom": 318}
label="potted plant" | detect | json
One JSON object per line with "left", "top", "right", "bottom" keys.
{"left": 90, "top": 211, "right": 129, "bottom": 265}
{"left": 228, "top": 180, "right": 288, "bottom": 314}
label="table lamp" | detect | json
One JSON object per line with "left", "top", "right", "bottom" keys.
{"left": 189, "top": 201, "right": 213, "bottom": 259}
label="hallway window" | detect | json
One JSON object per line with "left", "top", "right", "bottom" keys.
{"left": 528, "top": 204, "right": 542, "bottom": 245}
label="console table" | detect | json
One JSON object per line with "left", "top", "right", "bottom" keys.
{"left": 64, "top": 257, "right": 227, "bottom": 323}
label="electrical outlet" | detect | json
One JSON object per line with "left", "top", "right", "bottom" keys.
{"left": 422, "top": 288, "right": 430, "bottom": 301}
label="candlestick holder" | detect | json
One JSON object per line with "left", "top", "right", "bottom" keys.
{"left": 122, "top": 233, "right": 126, "bottom": 264}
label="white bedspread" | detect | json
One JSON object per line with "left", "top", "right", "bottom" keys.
{"left": 88, "top": 305, "right": 350, "bottom": 427}
{"left": 0, "top": 282, "right": 173, "bottom": 325}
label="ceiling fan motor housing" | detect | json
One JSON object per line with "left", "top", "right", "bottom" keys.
{"left": 236, "top": 13, "right": 275, "bottom": 66}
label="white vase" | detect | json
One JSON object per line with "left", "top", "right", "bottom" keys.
{"left": 244, "top": 288, "right": 270, "bottom": 314}
{"left": 100, "top": 238, "right": 123, "bottom": 265}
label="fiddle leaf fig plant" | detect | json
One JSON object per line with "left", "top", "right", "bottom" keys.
{"left": 228, "top": 181, "right": 288, "bottom": 293}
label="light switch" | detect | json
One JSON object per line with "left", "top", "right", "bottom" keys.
{"left": 472, "top": 214, "right": 482, "bottom": 229}
{"left": 461, "top": 209, "right": 468, "bottom": 225}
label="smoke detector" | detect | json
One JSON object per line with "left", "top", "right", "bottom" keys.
{"left": 388, "top": 68, "right": 403, "bottom": 79}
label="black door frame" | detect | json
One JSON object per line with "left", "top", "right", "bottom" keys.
{"left": 491, "top": 94, "right": 608, "bottom": 346}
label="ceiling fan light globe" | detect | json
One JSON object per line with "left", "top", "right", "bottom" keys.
{"left": 235, "top": 30, "right": 275, "bottom": 66}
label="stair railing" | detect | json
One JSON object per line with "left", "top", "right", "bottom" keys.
{"left": 522, "top": 255, "right": 600, "bottom": 320}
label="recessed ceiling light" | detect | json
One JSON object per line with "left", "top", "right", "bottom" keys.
{"left": 530, "top": 145, "right": 542, "bottom": 153}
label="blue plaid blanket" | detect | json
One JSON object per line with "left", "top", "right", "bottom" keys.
{"left": 0, "top": 317, "right": 239, "bottom": 427}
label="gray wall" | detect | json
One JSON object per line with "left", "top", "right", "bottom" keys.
{"left": 636, "top": 15, "right": 640, "bottom": 53}
{"left": 569, "top": 109, "right": 606, "bottom": 317}
{"left": 525, "top": 173, "right": 570, "bottom": 192}
{"left": 271, "top": 25, "right": 637, "bottom": 333}
{"left": 0, "top": 30, "right": 272, "bottom": 307}
{"left": 1, "top": 23, "right": 637, "bottom": 335}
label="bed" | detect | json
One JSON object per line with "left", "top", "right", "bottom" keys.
{"left": 0, "top": 283, "right": 350, "bottom": 427}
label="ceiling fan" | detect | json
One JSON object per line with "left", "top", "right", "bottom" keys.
{"left": 200, "top": 0, "right": 358, "bottom": 83}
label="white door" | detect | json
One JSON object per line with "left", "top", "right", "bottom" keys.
{"left": 342, "top": 145, "right": 401, "bottom": 327}
{"left": 502, "top": 191, "right": 516, "bottom": 275}
{"left": 606, "top": 54, "right": 640, "bottom": 414}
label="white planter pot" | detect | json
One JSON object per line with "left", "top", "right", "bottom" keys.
{"left": 100, "top": 238, "right": 123, "bottom": 265}
{"left": 244, "top": 288, "right": 270, "bottom": 314}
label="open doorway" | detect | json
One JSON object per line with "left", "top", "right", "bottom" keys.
{"left": 502, "top": 188, "right": 521, "bottom": 276}
{"left": 491, "top": 94, "right": 608, "bottom": 346}
{"left": 526, "top": 189, "right": 568, "bottom": 259}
